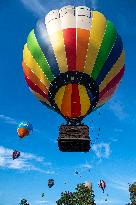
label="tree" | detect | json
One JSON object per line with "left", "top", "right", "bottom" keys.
{"left": 56, "top": 183, "right": 96, "bottom": 205}
{"left": 126, "top": 182, "right": 136, "bottom": 205}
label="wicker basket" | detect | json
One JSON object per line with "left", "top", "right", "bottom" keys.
{"left": 58, "top": 124, "right": 90, "bottom": 152}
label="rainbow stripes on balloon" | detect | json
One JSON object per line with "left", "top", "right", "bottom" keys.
{"left": 22, "top": 5, "right": 125, "bottom": 120}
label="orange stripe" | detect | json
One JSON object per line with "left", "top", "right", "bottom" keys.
{"left": 61, "top": 84, "right": 72, "bottom": 117}
{"left": 22, "top": 61, "right": 48, "bottom": 95}
{"left": 76, "top": 29, "right": 90, "bottom": 72}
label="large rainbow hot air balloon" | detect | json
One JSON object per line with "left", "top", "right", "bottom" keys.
{"left": 22, "top": 6, "right": 125, "bottom": 152}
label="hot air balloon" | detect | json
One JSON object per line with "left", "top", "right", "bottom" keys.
{"left": 19, "top": 199, "right": 29, "bottom": 205}
{"left": 75, "top": 171, "right": 79, "bottom": 175}
{"left": 84, "top": 181, "right": 92, "bottom": 189}
{"left": 98, "top": 180, "right": 106, "bottom": 193}
{"left": 22, "top": 5, "right": 125, "bottom": 152}
{"left": 12, "top": 150, "right": 20, "bottom": 160}
{"left": 41, "top": 193, "right": 45, "bottom": 197}
{"left": 48, "top": 179, "right": 54, "bottom": 188}
{"left": 17, "top": 121, "right": 33, "bottom": 138}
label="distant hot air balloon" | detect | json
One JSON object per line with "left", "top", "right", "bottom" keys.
{"left": 98, "top": 180, "right": 106, "bottom": 193}
{"left": 22, "top": 5, "right": 125, "bottom": 152}
{"left": 84, "top": 181, "right": 92, "bottom": 189}
{"left": 48, "top": 179, "right": 54, "bottom": 188}
{"left": 41, "top": 193, "right": 45, "bottom": 197}
{"left": 12, "top": 150, "right": 20, "bottom": 160}
{"left": 19, "top": 199, "right": 29, "bottom": 205}
{"left": 17, "top": 121, "right": 33, "bottom": 138}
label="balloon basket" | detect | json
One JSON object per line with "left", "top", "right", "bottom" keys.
{"left": 58, "top": 124, "right": 90, "bottom": 152}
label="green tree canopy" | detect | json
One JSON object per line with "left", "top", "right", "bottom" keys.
{"left": 126, "top": 182, "right": 136, "bottom": 205}
{"left": 56, "top": 182, "right": 96, "bottom": 205}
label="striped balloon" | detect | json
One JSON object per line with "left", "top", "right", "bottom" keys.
{"left": 98, "top": 180, "right": 106, "bottom": 193}
{"left": 22, "top": 5, "right": 125, "bottom": 120}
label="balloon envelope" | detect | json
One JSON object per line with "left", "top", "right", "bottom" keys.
{"left": 12, "top": 150, "right": 20, "bottom": 160}
{"left": 22, "top": 5, "right": 125, "bottom": 121}
{"left": 48, "top": 179, "right": 54, "bottom": 188}
{"left": 98, "top": 180, "right": 106, "bottom": 192}
{"left": 17, "top": 121, "right": 33, "bottom": 138}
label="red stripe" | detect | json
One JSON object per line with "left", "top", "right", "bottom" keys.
{"left": 99, "top": 67, "right": 125, "bottom": 99}
{"left": 99, "top": 85, "right": 117, "bottom": 103}
{"left": 71, "top": 84, "right": 81, "bottom": 117}
{"left": 63, "top": 28, "right": 76, "bottom": 71}
{"left": 22, "top": 61, "right": 48, "bottom": 95}
{"left": 24, "top": 75, "right": 49, "bottom": 100}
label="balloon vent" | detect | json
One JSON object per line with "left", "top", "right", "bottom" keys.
{"left": 58, "top": 124, "right": 90, "bottom": 152}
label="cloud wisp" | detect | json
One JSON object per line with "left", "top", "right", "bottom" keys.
{"left": 20, "top": 0, "right": 47, "bottom": 17}
{"left": 81, "top": 162, "right": 92, "bottom": 169}
{"left": 0, "top": 114, "right": 18, "bottom": 125}
{"left": 109, "top": 180, "right": 128, "bottom": 192}
{"left": 109, "top": 99, "right": 128, "bottom": 121}
{"left": 95, "top": 199, "right": 125, "bottom": 204}
{"left": 0, "top": 146, "right": 55, "bottom": 174}
{"left": 92, "top": 143, "right": 111, "bottom": 159}
{"left": 35, "top": 200, "right": 49, "bottom": 204}
{"left": 20, "top": 0, "right": 98, "bottom": 17}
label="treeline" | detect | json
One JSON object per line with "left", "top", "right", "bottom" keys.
{"left": 56, "top": 182, "right": 136, "bottom": 205}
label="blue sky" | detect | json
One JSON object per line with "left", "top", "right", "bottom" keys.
{"left": 0, "top": 0, "right": 136, "bottom": 204}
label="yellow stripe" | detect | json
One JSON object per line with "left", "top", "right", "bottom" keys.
{"left": 99, "top": 51, "right": 125, "bottom": 92}
{"left": 23, "top": 44, "right": 50, "bottom": 89}
{"left": 29, "top": 88, "right": 51, "bottom": 105}
{"left": 78, "top": 85, "right": 90, "bottom": 116}
{"left": 55, "top": 86, "right": 66, "bottom": 110}
{"left": 84, "top": 11, "right": 106, "bottom": 74}
{"left": 49, "top": 31, "right": 68, "bottom": 73}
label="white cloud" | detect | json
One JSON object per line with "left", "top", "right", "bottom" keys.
{"left": 0, "top": 146, "right": 54, "bottom": 174}
{"left": 110, "top": 138, "right": 118, "bottom": 142}
{"left": 81, "top": 163, "right": 92, "bottom": 169}
{"left": 0, "top": 114, "right": 18, "bottom": 125}
{"left": 92, "top": 143, "right": 111, "bottom": 159}
{"left": 109, "top": 99, "right": 128, "bottom": 120}
{"left": 35, "top": 200, "right": 56, "bottom": 205}
{"left": 0, "top": 114, "right": 41, "bottom": 133}
{"left": 95, "top": 199, "right": 124, "bottom": 204}
{"left": 36, "top": 200, "right": 49, "bottom": 204}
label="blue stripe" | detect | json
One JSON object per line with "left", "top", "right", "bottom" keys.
{"left": 34, "top": 20, "right": 60, "bottom": 77}
{"left": 96, "top": 34, "right": 123, "bottom": 85}
{"left": 86, "top": 88, "right": 94, "bottom": 102}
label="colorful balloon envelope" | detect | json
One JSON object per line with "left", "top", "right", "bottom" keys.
{"left": 48, "top": 179, "right": 54, "bottom": 188}
{"left": 98, "top": 180, "right": 106, "bottom": 193}
{"left": 20, "top": 199, "right": 29, "bottom": 205}
{"left": 17, "top": 121, "right": 33, "bottom": 138}
{"left": 22, "top": 5, "right": 125, "bottom": 151}
{"left": 12, "top": 150, "right": 20, "bottom": 160}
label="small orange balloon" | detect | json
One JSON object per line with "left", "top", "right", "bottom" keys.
{"left": 17, "top": 128, "right": 29, "bottom": 138}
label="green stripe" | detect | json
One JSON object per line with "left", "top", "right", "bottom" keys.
{"left": 27, "top": 30, "right": 54, "bottom": 82}
{"left": 91, "top": 21, "right": 117, "bottom": 80}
